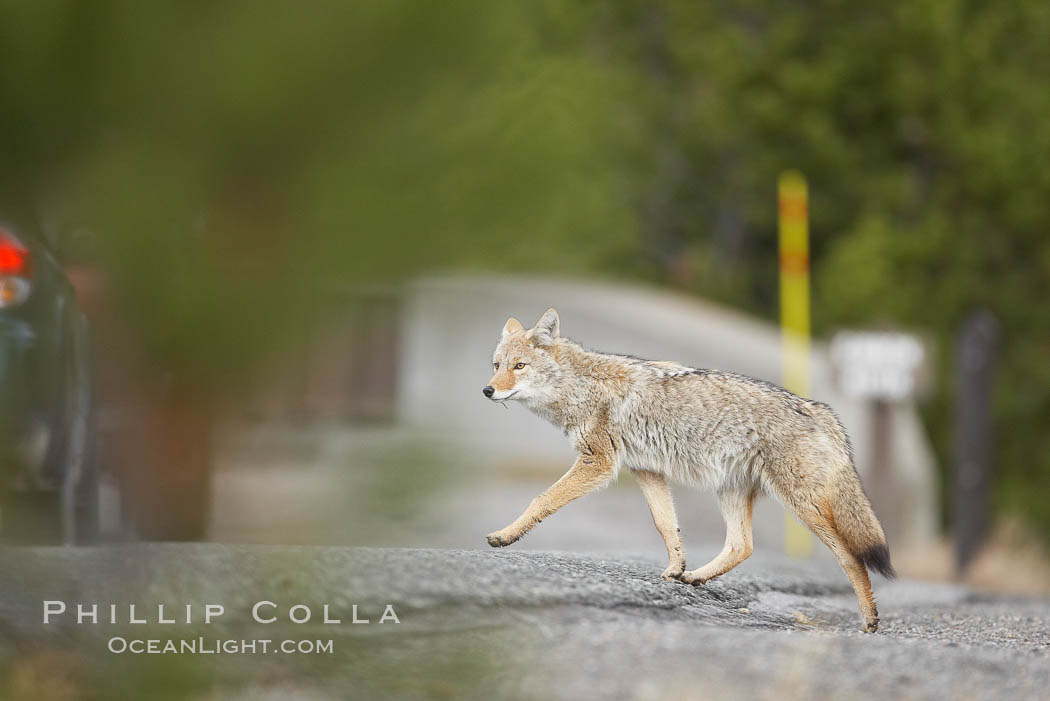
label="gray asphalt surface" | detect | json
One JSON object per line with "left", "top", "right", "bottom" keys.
{"left": 0, "top": 545, "right": 1047, "bottom": 699}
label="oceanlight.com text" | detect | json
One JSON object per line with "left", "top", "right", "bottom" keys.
{"left": 107, "top": 637, "right": 335, "bottom": 655}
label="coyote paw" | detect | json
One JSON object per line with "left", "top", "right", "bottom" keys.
{"left": 863, "top": 618, "right": 879, "bottom": 633}
{"left": 660, "top": 562, "right": 686, "bottom": 581}
{"left": 486, "top": 530, "right": 518, "bottom": 547}
{"left": 679, "top": 569, "right": 714, "bottom": 585}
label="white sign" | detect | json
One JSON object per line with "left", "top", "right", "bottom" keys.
{"left": 829, "top": 331, "right": 925, "bottom": 401}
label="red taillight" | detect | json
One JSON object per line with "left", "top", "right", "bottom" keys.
{"left": 0, "top": 246, "right": 27, "bottom": 275}
{"left": 0, "top": 230, "right": 32, "bottom": 307}
{"left": 0, "top": 232, "right": 29, "bottom": 276}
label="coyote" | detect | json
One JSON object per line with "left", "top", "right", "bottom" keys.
{"left": 482, "top": 308, "right": 895, "bottom": 632}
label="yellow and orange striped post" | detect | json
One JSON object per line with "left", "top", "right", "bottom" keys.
{"left": 778, "top": 170, "right": 814, "bottom": 558}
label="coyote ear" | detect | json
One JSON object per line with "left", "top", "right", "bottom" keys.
{"left": 502, "top": 317, "right": 524, "bottom": 338}
{"left": 531, "top": 308, "right": 560, "bottom": 347}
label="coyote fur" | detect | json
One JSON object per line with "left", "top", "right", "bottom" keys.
{"left": 482, "top": 308, "right": 895, "bottom": 632}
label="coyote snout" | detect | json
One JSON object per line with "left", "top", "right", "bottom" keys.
{"left": 482, "top": 307, "right": 895, "bottom": 633}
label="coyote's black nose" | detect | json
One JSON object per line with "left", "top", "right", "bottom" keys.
{"left": 482, "top": 385, "right": 495, "bottom": 398}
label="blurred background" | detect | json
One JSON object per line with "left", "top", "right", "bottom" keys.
{"left": 1, "top": 0, "right": 1048, "bottom": 592}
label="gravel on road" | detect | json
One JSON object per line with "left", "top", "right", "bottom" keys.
{"left": 0, "top": 545, "right": 1047, "bottom": 700}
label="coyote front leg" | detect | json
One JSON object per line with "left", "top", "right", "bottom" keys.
{"left": 487, "top": 452, "right": 614, "bottom": 547}
{"left": 633, "top": 470, "right": 686, "bottom": 580}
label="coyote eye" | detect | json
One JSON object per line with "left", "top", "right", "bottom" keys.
{"left": 514, "top": 362, "right": 526, "bottom": 370}
{"left": 493, "top": 362, "right": 499, "bottom": 370}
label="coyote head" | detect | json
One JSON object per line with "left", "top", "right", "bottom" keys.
{"left": 483, "top": 308, "right": 561, "bottom": 403}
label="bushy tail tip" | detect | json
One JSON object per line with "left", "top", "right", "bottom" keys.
{"left": 859, "top": 543, "right": 897, "bottom": 579}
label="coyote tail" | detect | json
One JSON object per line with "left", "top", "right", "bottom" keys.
{"left": 815, "top": 403, "right": 897, "bottom": 579}
{"left": 827, "top": 477, "right": 897, "bottom": 578}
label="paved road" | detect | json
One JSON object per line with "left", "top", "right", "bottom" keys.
{"left": 0, "top": 545, "right": 1047, "bottom": 699}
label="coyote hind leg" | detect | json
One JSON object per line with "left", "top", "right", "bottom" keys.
{"left": 793, "top": 505, "right": 880, "bottom": 632}
{"left": 681, "top": 489, "right": 756, "bottom": 585}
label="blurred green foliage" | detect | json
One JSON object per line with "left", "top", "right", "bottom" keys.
{"left": 1, "top": 1, "right": 1048, "bottom": 538}
{"left": 0, "top": 0, "right": 639, "bottom": 382}
{"left": 593, "top": 1, "right": 1050, "bottom": 540}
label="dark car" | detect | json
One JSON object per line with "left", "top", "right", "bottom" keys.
{"left": 0, "top": 224, "right": 97, "bottom": 543}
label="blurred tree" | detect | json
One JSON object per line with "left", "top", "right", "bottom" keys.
{"left": 0, "top": 0, "right": 640, "bottom": 385}
{"left": 596, "top": 0, "right": 1050, "bottom": 542}
{"left": 1, "top": 0, "right": 1050, "bottom": 543}
{"left": 0, "top": 0, "right": 644, "bottom": 539}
